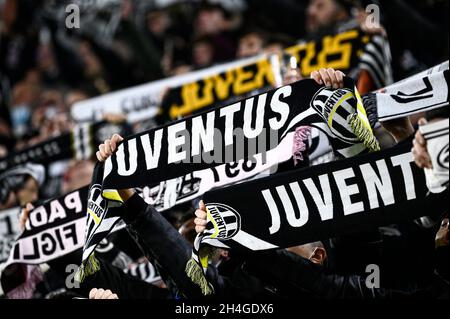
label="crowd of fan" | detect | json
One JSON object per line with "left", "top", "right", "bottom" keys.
{"left": 0, "top": 0, "right": 448, "bottom": 299}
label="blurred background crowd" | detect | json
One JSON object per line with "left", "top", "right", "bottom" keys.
{"left": 0, "top": 0, "right": 448, "bottom": 299}
{"left": 1, "top": 0, "right": 448, "bottom": 143}
{"left": 1, "top": 0, "right": 449, "bottom": 224}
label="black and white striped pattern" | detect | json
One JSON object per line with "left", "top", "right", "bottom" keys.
{"left": 72, "top": 123, "right": 94, "bottom": 161}
{"left": 205, "top": 203, "right": 241, "bottom": 240}
{"left": 359, "top": 34, "right": 394, "bottom": 89}
{"left": 420, "top": 118, "right": 449, "bottom": 192}
{"left": 124, "top": 261, "right": 161, "bottom": 284}
{"left": 81, "top": 164, "right": 124, "bottom": 272}
{"left": 421, "top": 121, "right": 449, "bottom": 141}
{"left": 305, "top": 85, "right": 372, "bottom": 158}
{"left": 377, "top": 61, "right": 449, "bottom": 121}
{"left": 310, "top": 87, "right": 360, "bottom": 144}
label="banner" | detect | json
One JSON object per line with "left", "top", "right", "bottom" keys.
{"left": 70, "top": 56, "right": 265, "bottom": 123}
{"left": 78, "top": 77, "right": 376, "bottom": 278}
{"left": 286, "top": 28, "right": 392, "bottom": 88}
{"left": 163, "top": 58, "right": 276, "bottom": 120}
{"left": 420, "top": 118, "right": 449, "bottom": 193}
{"left": 376, "top": 61, "right": 449, "bottom": 121}
{"left": 164, "top": 28, "right": 392, "bottom": 120}
{"left": 100, "top": 78, "right": 375, "bottom": 192}
{"left": 4, "top": 188, "right": 89, "bottom": 265}
{"left": 0, "top": 121, "right": 129, "bottom": 173}
{"left": 72, "top": 28, "right": 392, "bottom": 123}
{"left": 0, "top": 208, "right": 21, "bottom": 264}
{"left": 199, "top": 140, "right": 448, "bottom": 252}
{"left": 139, "top": 124, "right": 304, "bottom": 210}
{"left": 1, "top": 135, "right": 295, "bottom": 268}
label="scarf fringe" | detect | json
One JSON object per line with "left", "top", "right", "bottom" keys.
{"left": 349, "top": 114, "right": 380, "bottom": 152}
{"left": 293, "top": 126, "right": 312, "bottom": 165}
{"left": 185, "top": 258, "right": 214, "bottom": 296}
{"left": 75, "top": 253, "right": 100, "bottom": 283}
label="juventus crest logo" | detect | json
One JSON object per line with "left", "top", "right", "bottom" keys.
{"left": 205, "top": 203, "right": 241, "bottom": 240}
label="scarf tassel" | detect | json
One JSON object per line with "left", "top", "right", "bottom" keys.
{"left": 185, "top": 258, "right": 214, "bottom": 296}
{"left": 349, "top": 114, "right": 380, "bottom": 152}
{"left": 75, "top": 253, "right": 100, "bottom": 283}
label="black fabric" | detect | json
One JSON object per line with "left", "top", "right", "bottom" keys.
{"left": 75, "top": 258, "right": 169, "bottom": 299}
{"left": 200, "top": 138, "right": 448, "bottom": 252}
{"left": 118, "top": 192, "right": 449, "bottom": 299}
{"left": 244, "top": 249, "right": 449, "bottom": 299}
{"left": 435, "top": 246, "right": 449, "bottom": 282}
{"left": 102, "top": 77, "right": 370, "bottom": 190}
{"left": 122, "top": 193, "right": 278, "bottom": 299}
{"left": 4, "top": 187, "right": 89, "bottom": 266}
{"left": 0, "top": 133, "right": 73, "bottom": 174}
{"left": 123, "top": 193, "right": 206, "bottom": 298}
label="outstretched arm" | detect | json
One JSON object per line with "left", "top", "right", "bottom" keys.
{"left": 96, "top": 134, "right": 216, "bottom": 298}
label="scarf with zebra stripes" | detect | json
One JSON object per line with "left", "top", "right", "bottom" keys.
{"left": 0, "top": 121, "right": 130, "bottom": 174}
{"left": 99, "top": 78, "right": 375, "bottom": 193}
{"left": 187, "top": 138, "right": 449, "bottom": 295}
{"left": 81, "top": 77, "right": 378, "bottom": 287}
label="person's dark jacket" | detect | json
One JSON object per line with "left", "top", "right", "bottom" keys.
{"left": 244, "top": 249, "right": 449, "bottom": 299}
{"left": 120, "top": 192, "right": 450, "bottom": 299}
{"left": 122, "top": 192, "right": 281, "bottom": 298}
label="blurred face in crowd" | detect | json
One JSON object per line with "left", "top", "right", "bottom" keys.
{"left": 196, "top": 8, "right": 226, "bottom": 36}
{"left": 237, "top": 33, "right": 265, "bottom": 58}
{"left": 0, "top": 0, "right": 17, "bottom": 32}
{"left": 62, "top": 160, "right": 94, "bottom": 194}
{"left": 0, "top": 118, "right": 10, "bottom": 136}
{"left": 0, "top": 144, "right": 7, "bottom": 157}
{"left": 37, "top": 43, "right": 58, "bottom": 75}
{"left": 192, "top": 40, "right": 214, "bottom": 68}
{"left": 0, "top": 192, "right": 16, "bottom": 210}
{"left": 147, "top": 10, "right": 170, "bottom": 36}
{"left": 16, "top": 176, "right": 39, "bottom": 206}
{"left": 65, "top": 90, "right": 89, "bottom": 110}
{"left": 287, "top": 242, "right": 327, "bottom": 265}
{"left": 78, "top": 41, "right": 103, "bottom": 76}
{"left": 27, "top": 90, "right": 73, "bottom": 143}
{"left": 306, "top": 0, "right": 349, "bottom": 33}
{"left": 40, "top": 112, "right": 73, "bottom": 140}
{"left": 264, "top": 42, "right": 284, "bottom": 56}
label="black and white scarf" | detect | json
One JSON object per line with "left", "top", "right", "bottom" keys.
{"left": 164, "top": 28, "right": 393, "bottom": 121}
{"left": 187, "top": 139, "right": 449, "bottom": 294}
{"left": 100, "top": 78, "right": 375, "bottom": 192}
{"left": 79, "top": 77, "right": 378, "bottom": 287}
{"left": 419, "top": 118, "right": 449, "bottom": 193}
{"left": 0, "top": 207, "right": 21, "bottom": 264}
{"left": 286, "top": 28, "right": 393, "bottom": 88}
{"left": 376, "top": 61, "right": 449, "bottom": 121}
{"left": 3, "top": 187, "right": 89, "bottom": 266}
{"left": 0, "top": 121, "right": 129, "bottom": 173}
{"left": 0, "top": 185, "right": 161, "bottom": 290}
{"left": 124, "top": 260, "right": 161, "bottom": 285}
{"left": 77, "top": 162, "right": 124, "bottom": 282}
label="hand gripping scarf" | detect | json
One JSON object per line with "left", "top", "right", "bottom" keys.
{"left": 188, "top": 139, "right": 449, "bottom": 295}
{"left": 79, "top": 77, "right": 379, "bottom": 286}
